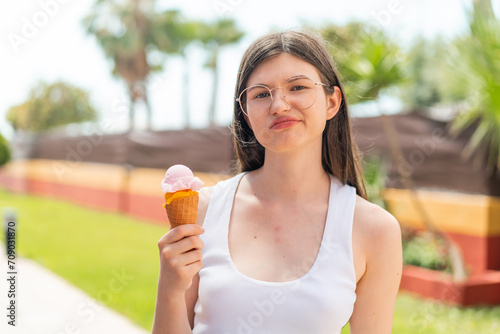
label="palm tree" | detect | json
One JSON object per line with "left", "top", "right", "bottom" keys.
{"left": 443, "top": 0, "right": 500, "bottom": 174}
{"left": 176, "top": 22, "right": 199, "bottom": 128}
{"left": 398, "top": 37, "right": 448, "bottom": 109}
{"left": 473, "top": 0, "right": 493, "bottom": 15}
{"left": 322, "top": 22, "right": 468, "bottom": 281}
{"left": 83, "top": 0, "right": 158, "bottom": 132}
{"left": 153, "top": 11, "right": 200, "bottom": 127}
{"left": 198, "top": 19, "right": 244, "bottom": 126}
{"left": 321, "top": 22, "right": 404, "bottom": 104}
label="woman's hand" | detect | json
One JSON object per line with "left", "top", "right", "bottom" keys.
{"left": 153, "top": 187, "right": 211, "bottom": 333}
{"left": 157, "top": 224, "right": 204, "bottom": 294}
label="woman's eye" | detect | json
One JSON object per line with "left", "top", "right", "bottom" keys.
{"left": 254, "top": 92, "right": 270, "bottom": 99}
{"left": 291, "top": 85, "right": 306, "bottom": 91}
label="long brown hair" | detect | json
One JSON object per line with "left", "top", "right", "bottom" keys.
{"left": 231, "top": 30, "right": 367, "bottom": 199}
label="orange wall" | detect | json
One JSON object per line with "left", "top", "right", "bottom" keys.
{"left": 2, "top": 159, "right": 499, "bottom": 273}
{"left": 383, "top": 188, "right": 500, "bottom": 273}
{"left": 0, "top": 159, "right": 229, "bottom": 225}
{"left": 383, "top": 188, "right": 500, "bottom": 237}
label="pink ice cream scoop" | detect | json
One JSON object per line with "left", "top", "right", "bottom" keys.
{"left": 161, "top": 164, "right": 204, "bottom": 193}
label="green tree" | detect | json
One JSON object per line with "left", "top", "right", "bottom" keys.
{"left": 198, "top": 19, "right": 244, "bottom": 126}
{"left": 363, "top": 156, "right": 387, "bottom": 208}
{"left": 0, "top": 133, "right": 11, "bottom": 167}
{"left": 321, "top": 22, "right": 405, "bottom": 105}
{"left": 398, "top": 37, "right": 448, "bottom": 109}
{"left": 83, "top": 0, "right": 159, "bottom": 131}
{"left": 321, "top": 22, "right": 468, "bottom": 280}
{"left": 442, "top": 1, "right": 500, "bottom": 172}
{"left": 6, "top": 81, "right": 96, "bottom": 132}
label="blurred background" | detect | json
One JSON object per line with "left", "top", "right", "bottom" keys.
{"left": 1, "top": 0, "right": 500, "bottom": 333}
{"left": 0, "top": 0, "right": 487, "bottom": 137}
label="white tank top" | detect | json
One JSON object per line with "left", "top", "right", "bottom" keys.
{"left": 193, "top": 173, "right": 357, "bottom": 334}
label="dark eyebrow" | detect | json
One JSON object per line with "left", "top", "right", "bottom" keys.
{"left": 287, "top": 75, "right": 310, "bottom": 82}
{"left": 249, "top": 75, "right": 311, "bottom": 87}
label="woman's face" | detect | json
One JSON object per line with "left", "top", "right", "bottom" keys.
{"left": 243, "top": 53, "right": 341, "bottom": 154}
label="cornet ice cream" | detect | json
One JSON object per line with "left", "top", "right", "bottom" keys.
{"left": 161, "top": 165, "right": 203, "bottom": 228}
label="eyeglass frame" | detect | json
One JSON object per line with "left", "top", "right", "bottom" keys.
{"left": 236, "top": 75, "right": 330, "bottom": 118}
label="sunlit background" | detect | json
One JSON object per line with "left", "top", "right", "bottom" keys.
{"left": 1, "top": 1, "right": 500, "bottom": 333}
{"left": 0, "top": 0, "right": 485, "bottom": 138}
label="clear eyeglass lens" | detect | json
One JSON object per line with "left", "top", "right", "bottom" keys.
{"left": 239, "top": 78, "right": 319, "bottom": 118}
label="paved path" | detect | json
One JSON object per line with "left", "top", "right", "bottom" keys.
{"left": 0, "top": 248, "right": 149, "bottom": 334}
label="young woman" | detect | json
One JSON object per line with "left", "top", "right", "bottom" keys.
{"left": 152, "top": 30, "right": 402, "bottom": 334}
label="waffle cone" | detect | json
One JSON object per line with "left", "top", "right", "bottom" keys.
{"left": 165, "top": 193, "right": 199, "bottom": 229}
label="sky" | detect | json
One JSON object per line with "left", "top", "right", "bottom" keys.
{"left": 0, "top": 0, "right": 487, "bottom": 140}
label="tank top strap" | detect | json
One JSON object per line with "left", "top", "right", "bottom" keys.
{"left": 323, "top": 175, "right": 357, "bottom": 282}
{"left": 202, "top": 172, "right": 246, "bottom": 239}
{"left": 328, "top": 176, "right": 357, "bottom": 237}
{"left": 194, "top": 173, "right": 358, "bottom": 333}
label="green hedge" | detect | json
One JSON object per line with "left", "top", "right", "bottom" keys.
{"left": 403, "top": 231, "right": 451, "bottom": 272}
{"left": 0, "top": 133, "right": 11, "bottom": 166}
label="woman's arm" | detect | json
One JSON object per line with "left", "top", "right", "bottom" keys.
{"left": 185, "top": 187, "right": 212, "bottom": 328}
{"left": 151, "top": 224, "right": 204, "bottom": 334}
{"left": 349, "top": 201, "right": 403, "bottom": 334}
{"left": 151, "top": 187, "right": 212, "bottom": 333}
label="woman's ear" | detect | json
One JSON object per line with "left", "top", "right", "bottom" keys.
{"left": 326, "top": 86, "right": 342, "bottom": 120}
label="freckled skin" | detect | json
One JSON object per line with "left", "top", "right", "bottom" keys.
{"left": 274, "top": 226, "right": 282, "bottom": 243}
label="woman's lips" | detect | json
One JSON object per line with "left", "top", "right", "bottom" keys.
{"left": 269, "top": 116, "right": 301, "bottom": 130}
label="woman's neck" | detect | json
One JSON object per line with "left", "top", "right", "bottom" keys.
{"left": 249, "top": 143, "right": 330, "bottom": 202}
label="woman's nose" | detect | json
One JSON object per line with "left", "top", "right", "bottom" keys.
{"left": 269, "top": 87, "right": 291, "bottom": 114}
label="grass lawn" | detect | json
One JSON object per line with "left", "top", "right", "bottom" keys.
{"left": 0, "top": 188, "right": 166, "bottom": 330}
{"left": 1, "top": 188, "right": 500, "bottom": 333}
{"left": 341, "top": 293, "right": 500, "bottom": 333}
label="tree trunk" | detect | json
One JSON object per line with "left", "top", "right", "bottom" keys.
{"left": 143, "top": 87, "right": 152, "bottom": 131}
{"left": 473, "top": 0, "right": 493, "bottom": 14}
{"left": 208, "top": 50, "right": 219, "bottom": 127}
{"left": 183, "top": 56, "right": 191, "bottom": 129}
{"left": 127, "top": 86, "right": 135, "bottom": 133}
{"left": 377, "top": 103, "right": 468, "bottom": 282}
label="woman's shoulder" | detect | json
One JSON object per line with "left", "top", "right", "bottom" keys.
{"left": 196, "top": 186, "right": 213, "bottom": 227}
{"left": 353, "top": 195, "right": 401, "bottom": 258}
{"left": 354, "top": 195, "right": 399, "bottom": 229}
{"left": 195, "top": 172, "right": 244, "bottom": 226}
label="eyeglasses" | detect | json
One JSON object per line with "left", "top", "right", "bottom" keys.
{"left": 236, "top": 76, "right": 328, "bottom": 118}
